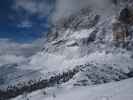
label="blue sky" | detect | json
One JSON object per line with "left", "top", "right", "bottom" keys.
{"left": 0, "top": 0, "right": 55, "bottom": 42}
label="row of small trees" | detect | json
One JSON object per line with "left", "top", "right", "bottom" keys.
{"left": 0, "top": 66, "right": 79, "bottom": 100}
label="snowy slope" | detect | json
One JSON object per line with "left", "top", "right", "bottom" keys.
{"left": 12, "top": 78, "right": 133, "bottom": 100}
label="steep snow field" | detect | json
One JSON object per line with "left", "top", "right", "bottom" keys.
{"left": 12, "top": 78, "right": 133, "bottom": 100}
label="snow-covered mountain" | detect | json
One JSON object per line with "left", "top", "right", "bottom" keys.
{"left": 1, "top": 0, "right": 133, "bottom": 100}
{"left": 29, "top": 0, "right": 133, "bottom": 78}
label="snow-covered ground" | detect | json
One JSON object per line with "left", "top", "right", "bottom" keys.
{"left": 12, "top": 78, "right": 133, "bottom": 100}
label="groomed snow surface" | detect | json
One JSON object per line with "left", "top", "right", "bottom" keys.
{"left": 12, "top": 78, "right": 133, "bottom": 100}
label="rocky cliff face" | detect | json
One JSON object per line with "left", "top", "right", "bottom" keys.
{"left": 29, "top": 0, "right": 133, "bottom": 80}
{"left": 43, "top": 0, "right": 133, "bottom": 56}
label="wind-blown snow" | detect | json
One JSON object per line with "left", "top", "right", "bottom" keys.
{"left": 22, "top": 50, "right": 133, "bottom": 76}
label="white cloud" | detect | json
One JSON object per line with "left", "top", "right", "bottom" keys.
{"left": 12, "top": 0, "right": 53, "bottom": 18}
{"left": 3, "top": 39, "right": 45, "bottom": 56}
{"left": 11, "top": 0, "right": 116, "bottom": 25}
{"left": 52, "top": 0, "right": 115, "bottom": 22}
{"left": 17, "top": 20, "right": 32, "bottom": 28}
{"left": 0, "top": 38, "right": 45, "bottom": 66}
{"left": 11, "top": 0, "right": 54, "bottom": 28}
{"left": 0, "top": 54, "right": 26, "bottom": 66}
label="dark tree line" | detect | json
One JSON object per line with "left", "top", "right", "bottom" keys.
{"left": 0, "top": 67, "right": 79, "bottom": 100}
